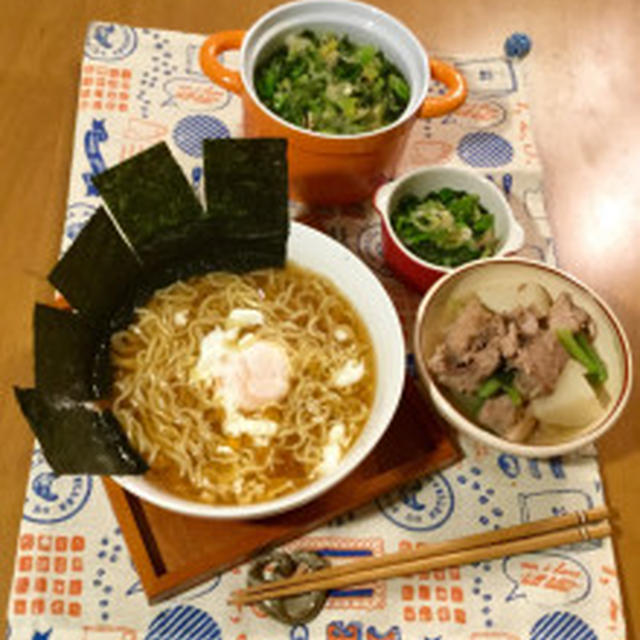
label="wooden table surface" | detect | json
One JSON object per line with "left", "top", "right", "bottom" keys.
{"left": 1, "top": 0, "right": 638, "bottom": 636}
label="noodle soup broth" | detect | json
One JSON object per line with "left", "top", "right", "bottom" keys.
{"left": 110, "top": 264, "right": 376, "bottom": 506}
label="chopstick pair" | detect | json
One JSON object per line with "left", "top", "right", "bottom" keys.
{"left": 229, "top": 505, "right": 611, "bottom": 606}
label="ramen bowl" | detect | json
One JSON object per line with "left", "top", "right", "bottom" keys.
{"left": 114, "top": 222, "right": 406, "bottom": 519}
{"left": 373, "top": 166, "right": 525, "bottom": 292}
{"left": 199, "top": 0, "right": 467, "bottom": 204}
{"left": 413, "top": 258, "right": 633, "bottom": 458}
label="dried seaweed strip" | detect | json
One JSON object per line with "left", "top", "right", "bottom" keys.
{"left": 48, "top": 207, "right": 141, "bottom": 328}
{"left": 204, "top": 138, "right": 289, "bottom": 241}
{"left": 34, "top": 304, "right": 98, "bottom": 400}
{"left": 92, "top": 142, "right": 205, "bottom": 252}
{"left": 14, "top": 388, "right": 148, "bottom": 475}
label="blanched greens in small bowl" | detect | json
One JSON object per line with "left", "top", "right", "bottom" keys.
{"left": 254, "top": 30, "right": 410, "bottom": 135}
{"left": 390, "top": 188, "right": 498, "bottom": 267}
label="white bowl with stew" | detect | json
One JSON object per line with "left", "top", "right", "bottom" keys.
{"left": 413, "top": 258, "right": 632, "bottom": 457}
{"left": 115, "top": 223, "right": 406, "bottom": 518}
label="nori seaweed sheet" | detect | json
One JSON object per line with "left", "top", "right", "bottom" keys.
{"left": 107, "top": 235, "right": 286, "bottom": 335}
{"left": 90, "top": 337, "right": 113, "bottom": 400}
{"left": 204, "top": 138, "right": 289, "bottom": 240}
{"left": 34, "top": 304, "right": 98, "bottom": 400}
{"left": 134, "top": 218, "right": 220, "bottom": 271}
{"left": 14, "top": 388, "right": 148, "bottom": 475}
{"left": 136, "top": 218, "right": 287, "bottom": 276}
{"left": 48, "top": 207, "right": 142, "bottom": 328}
{"left": 92, "top": 142, "right": 205, "bottom": 253}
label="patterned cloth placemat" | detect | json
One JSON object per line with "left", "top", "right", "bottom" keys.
{"left": 5, "top": 22, "right": 626, "bottom": 640}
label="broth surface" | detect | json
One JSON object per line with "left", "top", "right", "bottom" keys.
{"left": 110, "top": 264, "right": 376, "bottom": 505}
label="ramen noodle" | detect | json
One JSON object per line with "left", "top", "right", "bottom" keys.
{"left": 110, "top": 264, "right": 376, "bottom": 505}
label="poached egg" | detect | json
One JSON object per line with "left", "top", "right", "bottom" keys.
{"left": 194, "top": 309, "right": 290, "bottom": 445}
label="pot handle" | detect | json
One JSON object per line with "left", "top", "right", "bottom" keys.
{"left": 199, "top": 30, "right": 245, "bottom": 95}
{"left": 420, "top": 58, "right": 468, "bottom": 118}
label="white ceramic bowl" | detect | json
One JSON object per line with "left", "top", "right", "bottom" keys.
{"left": 413, "top": 258, "right": 633, "bottom": 457}
{"left": 374, "top": 166, "right": 525, "bottom": 292}
{"left": 114, "top": 222, "right": 406, "bottom": 518}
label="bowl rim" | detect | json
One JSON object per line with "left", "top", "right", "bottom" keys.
{"left": 112, "top": 221, "right": 406, "bottom": 518}
{"left": 412, "top": 256, "right": 633, "bottom": 457}
{"left": 238, "top": 0, "right": 430, "bottom": 141}
{"left": 373, "top": 166, "right": 523, "bottom": 275}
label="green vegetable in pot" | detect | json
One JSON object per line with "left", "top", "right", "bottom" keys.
{"left": 254, "top": 31, "right": 410, "bottom": 135}
{"left": 390, "top": 188, "right": 498, "bottom": 267}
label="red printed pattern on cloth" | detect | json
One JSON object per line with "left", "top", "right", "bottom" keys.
{"left": 80, "top": 65, "right": 131, "bottom": 112}
{"left": 12, "top": 533, "right": 84, "bottom": 618}
{"left": 398, "top": 540, "right": 467, "bottom": 624}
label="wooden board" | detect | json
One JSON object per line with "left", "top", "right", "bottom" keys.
{"left": 104, "top": 376, "right": 461, "bottom": 603}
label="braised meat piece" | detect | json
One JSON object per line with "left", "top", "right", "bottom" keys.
{"left": 499, "top": 305, "right": 540, "bottom": 358}
{"left": 511, "top": 306, "right": 540, "bottom": 337}
{"left": 444, "top": 297, "right": 505, "bottom": 357}
{"left": 477, "top": 395, "right": 519, "bottom": 434}
{"left": 512, "top": 331, "right": 569, "bottom": 398}
{"left": 499, "top": 321, "right": 519, "bottom": 358}
{"left": 477, "top": 395, "right": 537, "bottom": 442}
{"left": 429, "top": 343, "right": 501, "bottom": 395}
{"left": 428, "top": 297, "right": 504, "bottom": 394}
{"left": 499, "top": 303, "right": 568, "bottom": 398}
{"left": 549, "top": 292, "right": 594, "bottom": 336}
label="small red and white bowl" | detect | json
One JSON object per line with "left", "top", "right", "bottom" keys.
{"left": 373, "top": 166, "right": 525, "bottom": 292}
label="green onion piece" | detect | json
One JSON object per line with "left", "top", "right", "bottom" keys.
{"left": 358, "top": 45, "right": 376, "bottom": 65}
{"left": 388, "top": 74, "right": 410, "bottom": 101}
{"left": 503, "top": 384, "right": 523, "bottom": 407}
{"left": 575, "top": 331, "right": 608, "bottom": 384}
{"left": 477, "top": 377, "right": 502, "bottom": 399}
{"left": 556, "top": 328, "right": 599, "bottom": 374}
{"left": 450, "top": 391, "right": 485, "bottom": 417}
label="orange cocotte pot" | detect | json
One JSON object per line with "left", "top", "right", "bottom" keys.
{"left": 200, "top": 0, "right": 467, "bottom": 204}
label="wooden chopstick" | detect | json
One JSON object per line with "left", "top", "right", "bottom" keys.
{"left": 230, "top": 520, "right": 611, "bottom": 605}
{"left": 229, "top": 506, "right": 609, "bottom": 606}
{"left": 238, "top": 505, "right": 607, "bottom": 599}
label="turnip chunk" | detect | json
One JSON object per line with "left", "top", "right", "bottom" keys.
{"left": 530, "top": 359, "right": 604, "bottom": 428}
{"left": 478, "top": 281, "right": 552, "bottom": 317}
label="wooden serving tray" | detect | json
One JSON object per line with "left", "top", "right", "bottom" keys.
{"left": 103, "top": 376, "right": 461, "bottom": 603}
